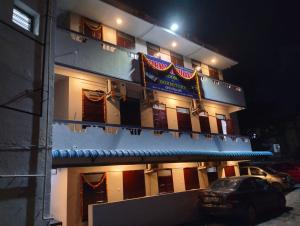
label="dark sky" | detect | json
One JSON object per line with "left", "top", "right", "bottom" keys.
{"left": 119, "top": 0, "right": 300, "bottom": 133}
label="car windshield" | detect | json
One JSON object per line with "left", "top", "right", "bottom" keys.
{"left": 210, "top": 178, "right": 241, "bottom": 190}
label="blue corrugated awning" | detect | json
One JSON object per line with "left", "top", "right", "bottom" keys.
{"left": 52, "top": 149, "right": 273, "bottom": 159}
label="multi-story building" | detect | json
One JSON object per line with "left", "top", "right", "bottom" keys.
{"left": 0, "top": 0, "right": 272, "bottom": 226}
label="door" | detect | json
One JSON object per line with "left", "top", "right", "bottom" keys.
{"left": 120, "top": 97, "right": 141, "bottom": 127}
{"left": 153, "top": 103, "right": 168, "bottom": 130}
{"left": 184, "top": 167, "right": 200, "bottom": 190}
{"left": 157, "top": 169, "right": 174, "bottom": 193}
{"left": 224, "top": 165, "right": 236, "bottom": 177}
{"left": 81, "top": 173, "right": 107, "bottom": 221}
{"left": 176, "top": 107, "right": 192, "bottom": 132}
{"left": 199, "top": 114, "right": 211, "bottom": 134}
{"left": 123, "top": 170, "right": 146, "bottom": 199}
{"left": 82, "top": 89, "right": 105, "bottom": 123}
{"left": 216, "top": 114, "right": 227, "bottom": 134}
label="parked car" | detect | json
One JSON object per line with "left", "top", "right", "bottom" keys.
{"left": 240, "top": 165, "right": 294, "bottom": 191}
{"left": 271, "top": 162, "right": 300, "bottom": 183}
{"left": 198, "top": 176, "right": 286, "bottom": 224}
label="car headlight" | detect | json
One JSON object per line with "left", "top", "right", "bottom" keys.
{"left": 281, "top": 176, "right": 287, "bottom": 182}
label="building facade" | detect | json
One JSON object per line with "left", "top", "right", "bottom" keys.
{"left": 0, "top": 0, "right": 272, "bottom": 226}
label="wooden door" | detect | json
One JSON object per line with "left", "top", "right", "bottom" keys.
{"left": 184, "top": 167, "right": 200, "bottom": 190}
{"left": 199, "top": 115, "right": 211, "bottom": 133}
{"left": 157, "top": 170, "right": 174, "bottom": 193}
{"left": 123, "top": 170, "right": 146, "bottom": 200}
{"left": 176, "top": 107, "right": 192, "bottom": 132}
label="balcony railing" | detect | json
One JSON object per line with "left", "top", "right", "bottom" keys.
{"left": 50, "top": 120, "right": 273, "bottom": 167}
{"left": 55, "top": 28, "right": 245, "bottom": 107}
{"left": 55, "top": 28, "right": 141, "bottom": 83}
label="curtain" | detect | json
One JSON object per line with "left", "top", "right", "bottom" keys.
{"left": 82, "top": 89, "right": 106, "bottom": 123}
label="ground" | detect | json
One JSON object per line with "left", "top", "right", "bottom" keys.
{"left": 187, "top": 185, "right": 300, "bottom": 226}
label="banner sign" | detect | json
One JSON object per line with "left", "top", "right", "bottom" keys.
{"left": 142, "top": 54, "right": 200, "bottom": 98}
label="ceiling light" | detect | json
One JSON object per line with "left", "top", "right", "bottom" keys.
{"left": 116, "top": 18, "right": 123, "bottom": 25}
{"left": 211, "top": 58, "right": 216, "bottom": 64}
{"left": 170, "top": 23, "right": 178, "bottom": 31}
{"left": 171, "top": 41, "right": 177, "bottom": 47}
{"left": 195, "top": 66, "right": 201, "bottom": 71}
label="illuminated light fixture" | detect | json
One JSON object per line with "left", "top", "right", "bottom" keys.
{"left": 154, "top": 52, "right": 161, "bottom": 58}
{"left": 211, "top": 58, "right": 216, "bottom": 64}
{"left": 170, "top": 23, "right": 179, "bottom": 31}
{"left": 171, "top": 41, "right": 177, "bottom": 47}
{"left": 195, "top": 65, "right": 201, "bottom": 71}
{"left": 116, "top": 18, "right": 123, "bottom": 25}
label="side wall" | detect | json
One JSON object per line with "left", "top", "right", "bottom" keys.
{"left": 0, "top": 1, "right": 55, "bottom": 226}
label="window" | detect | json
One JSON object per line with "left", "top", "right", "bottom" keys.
{"left": 123, "top": 170, "right": 146, "bottom": 199}
{"left": 12, "top": 6, "right": 33, "bottom": 32}
{"left": 207, "top": 167, "right": 218, "bottom": 184}
{"left": 208, "top": 66, "right": 219, "bottom": 80}
{"left": 224, "top": 165, "right": 236, "bottom": 177}
{"left": 192, "top": 60, "right": 201, "bottom": 72}
{"left": 176, "top": 107, "right": 192, "bottom": 132}
{"left": 250, "top": 167, "right": 266, "bottom": 176}
{"left": 82, "top": 89, "right": 106, "bottom": 123}
{"left": 81, "top": 173, "right": 107, "bottom": 221}
{"left": 199, "top": 112, "right": 211, "bottom": 134}
{"left": 147, "top": 42, "right": 160, "bottom": 57}
{"left": 117, "top": 31, "right": 135, "bottom": 49}
{"left": 170, "top": 52, "right": 184, "bottom": 67}
{"left": 216, "top": 114, "right": 227, "bottom": 134}
{"left": 81, "top": 17, "right": 102, "bottom": 40}
{"left": 157, "top": 169, "right": 174, "bottom": 193}
{"left": 153, "top": 104, "right": 168, "bottom": 130}
{"left": 240, "top": 167, "right": 249, "bottom": 176}
{"left": 184, "top": 167, "right": 200, "bottom": 190}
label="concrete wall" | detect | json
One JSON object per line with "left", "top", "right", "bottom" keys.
{"left": 89, "top": 189, "right": 201, "bottom": 226}
{"left": 0, "top": 0, "right": 55, "bottom": 226}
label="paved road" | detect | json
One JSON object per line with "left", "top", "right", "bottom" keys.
{"left": 187, "top": 185, "right": 300, "bottom": 226}
{"left": 258, "top": 185, "right": 300, "bottom": 226}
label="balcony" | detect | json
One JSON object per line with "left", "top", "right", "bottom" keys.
{"left": 55, "top": 28, "right": 141, "bottom": 83}
{"left": 200, "top": 75, "right": 246, "bottom": 107}
{"left": 52, "top": 120, "right": 272, "bottom": 167}
{"left": 55, "top": 28, "right": 245, "bottom": 107}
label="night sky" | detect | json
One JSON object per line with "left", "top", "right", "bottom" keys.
{"left": 119, "top": 0, "right": 300, "bottom": 134}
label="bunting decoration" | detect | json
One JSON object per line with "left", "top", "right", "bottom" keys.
{"left": 81, "top": 17, "right": 102, "bottom": 40}
{"left": 141, "top": 53, "right": 201, "bottom": 99}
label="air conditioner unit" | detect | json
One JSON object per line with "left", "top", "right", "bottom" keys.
{"left": 145, "top": 163, "right": 159, "bottom": 173}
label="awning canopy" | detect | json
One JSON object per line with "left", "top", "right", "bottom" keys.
{"left": 52, "top": 149, "right": 273, "bottom": 168}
